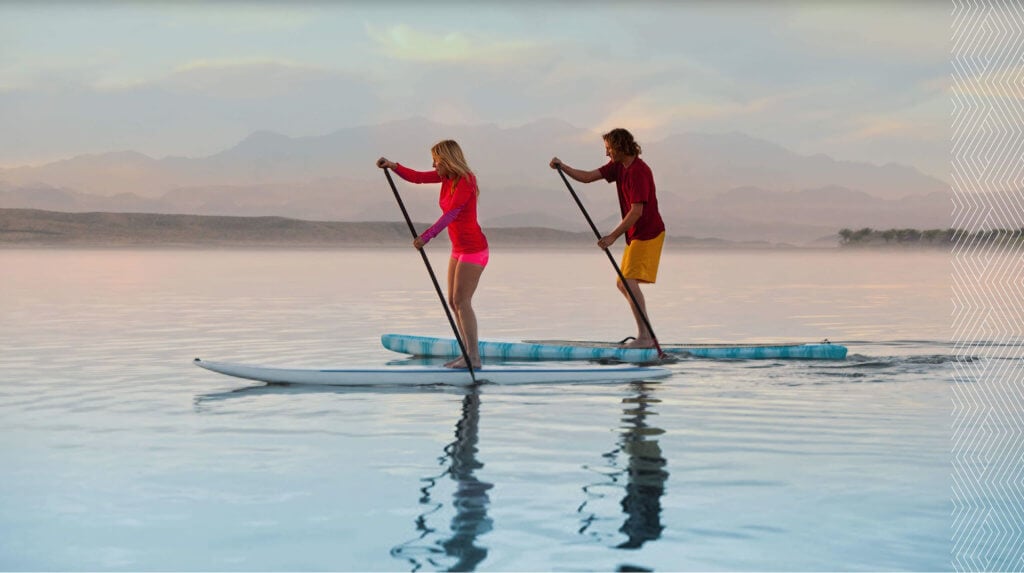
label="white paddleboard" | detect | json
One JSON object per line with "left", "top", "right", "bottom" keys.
{"left": 193, "top": 358, "right": 671, "bottom": 387}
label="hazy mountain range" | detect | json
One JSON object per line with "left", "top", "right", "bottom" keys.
{"left": 0, "top": 117, "right": 956, "bottom": 244}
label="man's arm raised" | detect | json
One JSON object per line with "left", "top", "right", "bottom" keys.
{"left": 550, "top": 157, "right": 603, "bottom": 183}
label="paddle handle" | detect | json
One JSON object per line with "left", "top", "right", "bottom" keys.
{"left": 555, "top": 166, "right": 667, "bottom": 359}
{"left": 383, "top": 168, "right": 477, "bottom": 381}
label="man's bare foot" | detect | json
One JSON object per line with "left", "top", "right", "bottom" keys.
{"left": 622, "top": 337, "right": 655, "bottom": 349}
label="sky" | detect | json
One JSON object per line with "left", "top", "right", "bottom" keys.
{"left": 0, "top": 2, "right": 950, "bottom": 180}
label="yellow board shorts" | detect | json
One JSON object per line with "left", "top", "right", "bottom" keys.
{"left": 621, "top": 231, "right": 665, "bottom": 284}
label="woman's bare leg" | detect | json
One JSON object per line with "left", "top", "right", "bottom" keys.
{"left": 443, "top": 257, "right": 463, "bottom": 367}
{"left": 445, "top": 259, "right": 485, "bottom": 368}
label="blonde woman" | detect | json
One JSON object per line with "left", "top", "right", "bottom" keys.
{"left": 377, "top": 140, "right": 488, "bottom": 369}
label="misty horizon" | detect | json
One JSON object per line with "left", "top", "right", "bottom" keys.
{"left": 0, "top": 117, "right": 960, "bottom": 245}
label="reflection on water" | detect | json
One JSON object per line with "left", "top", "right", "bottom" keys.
{"left": 579, "top": 382, "right": 668, "bottom": 551}
{"left": 391, "top": 389, "right": 493, "bottom": 572}
{"left": 191, "top": 381, "right": 464, "bottom": 410}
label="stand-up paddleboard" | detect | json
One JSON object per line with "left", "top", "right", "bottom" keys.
{"left": 193, "top": 358, "right": 671, "bottom": 387}
{"left": 382, "top": 333, "right": 848, "bottom": 361}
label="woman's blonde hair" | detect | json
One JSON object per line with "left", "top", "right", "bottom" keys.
{"left": 431, "top": 139, "right": 474, "bottom": 185}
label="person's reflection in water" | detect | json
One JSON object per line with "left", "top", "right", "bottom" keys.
{"left": 579, "top": 381, "right": 668, "bottom": 550}
{"left": 391, "top": 388, "right": 493, "bottom": 572}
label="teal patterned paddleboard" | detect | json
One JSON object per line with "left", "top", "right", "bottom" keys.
{"left": 381, "top": 334, "right": 847, "bottom": 361}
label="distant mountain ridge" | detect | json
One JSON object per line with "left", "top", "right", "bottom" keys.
{"left": 0, "top": 118, "right": 957, "bottom": 244}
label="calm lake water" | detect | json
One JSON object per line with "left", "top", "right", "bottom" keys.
{"left": 0, "top": 247, "right": 1017, "bottom": 571}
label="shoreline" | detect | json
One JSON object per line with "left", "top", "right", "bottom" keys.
{"left": 3, "top": 207, "right": 951, "bottom": 251}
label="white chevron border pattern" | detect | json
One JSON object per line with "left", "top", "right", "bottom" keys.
{"left": 951, "top": 0, "right": 1024, "bottom": 571}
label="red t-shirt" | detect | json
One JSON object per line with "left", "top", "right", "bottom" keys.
{"left": 393, "top": 164, "right": 488, "bottom": 253}
{"left": 598, "top": 157, "right": 665, "bottom": 243}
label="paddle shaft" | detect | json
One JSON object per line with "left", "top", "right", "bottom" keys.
{"left": 555, "top": 166, "right": 666, "bottom": 359}
{"left": 382, "top": 168, "right": 477, "bottom": 382}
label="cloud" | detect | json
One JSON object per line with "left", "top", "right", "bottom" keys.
{"left": 366, "top": 23, "right": 539, "bottom": 64}
{"left": 784, "top": 3, "right": 948, "bottom": 62}
{"left": 161, "top": 5, "right": 317, "bottom": 33}
{"left": 0, "top": 61, "right": 380, "bottom": 165}
{"left": 831, "top": 118, "right": 927, "bottom": 143}
{"left": 160, "top": 59, "right": 348, "bottom": 98}
{"left": 591, "top": 81, "right": 838, "bottom": 140}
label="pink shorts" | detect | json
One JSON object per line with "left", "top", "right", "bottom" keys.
{"left": 451, "top": 248, "right": 489, "bottom": 268}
